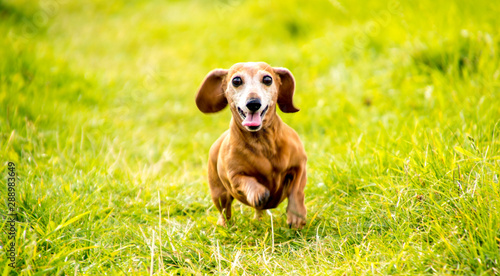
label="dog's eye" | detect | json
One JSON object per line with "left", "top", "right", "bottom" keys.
{"left": 232, "top": 76, "right": 243, "bottom": 87}
{"left": 262, "top": 76, "right": 272, "bottom": 86}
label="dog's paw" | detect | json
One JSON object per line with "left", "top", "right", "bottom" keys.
{"left": 253, "top": 209, "right": 264, "bottom": 220}
{"left": 286, "top": 211, "right": 306, "bottom": 230}
{"left": 246, "top": 185, "right": 270, "bottom": 208}
{"left": 217, "top": 215, "right": 227, "bottom": 227}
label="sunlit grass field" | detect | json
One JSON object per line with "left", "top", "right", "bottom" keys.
{"left": 1, "top": 0, "right": 500, "bottom": 274}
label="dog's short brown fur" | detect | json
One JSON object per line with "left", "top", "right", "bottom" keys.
{"left": 196, "top": 62, "right": 307, "bottom": 229}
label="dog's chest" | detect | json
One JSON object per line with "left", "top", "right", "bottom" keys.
{"left": 242, "top": 142, "right": 288, "bottom": 172}
{"left": 226, "top": 132, "right": 295, "bottom": 187}
{"left": 248, "top": 150, "right": 293, "bottom": 187}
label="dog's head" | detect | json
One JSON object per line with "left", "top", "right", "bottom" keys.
{"left": 196, "top": 62, "right": 299, "bottom": 132}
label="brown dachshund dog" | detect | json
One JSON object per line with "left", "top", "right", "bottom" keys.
{"left": 196, "top": 62, "right": 307, "bottom": 229}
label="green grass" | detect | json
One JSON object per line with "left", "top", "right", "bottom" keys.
{"left": 1, "top": 0, "right": 500, "bottom": 274}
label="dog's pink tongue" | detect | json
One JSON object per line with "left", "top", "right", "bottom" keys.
{"left": 242, "top": 113, "right": 262, "bottom": 127}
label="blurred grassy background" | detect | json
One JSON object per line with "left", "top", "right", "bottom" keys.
{"left": 1, "top": 0, "right": 499, "bottom": 274}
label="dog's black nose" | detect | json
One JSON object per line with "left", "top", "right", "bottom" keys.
{"left": 246, "top": 98, "right": 261, "bottom": 112}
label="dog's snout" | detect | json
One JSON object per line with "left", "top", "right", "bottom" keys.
{"left": 246, "top": 98, "right": 262, "bottom": 112}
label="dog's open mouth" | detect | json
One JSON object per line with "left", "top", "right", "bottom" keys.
{"left": 238, "top": 106, "right": 268, "bottom": 130}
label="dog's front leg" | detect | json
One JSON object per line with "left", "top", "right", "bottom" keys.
{"left": 230, "top": 174, "right": 270, "bottom": 209}
{"left": 286, "top": 166, "right": 307, "bottom": 229}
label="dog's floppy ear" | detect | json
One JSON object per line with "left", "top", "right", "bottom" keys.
{"left": 196, "top": 69, "right": 229, "bottom": 113}
{"left": 274, "top": 67, "right": 300, "bottom": 113}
